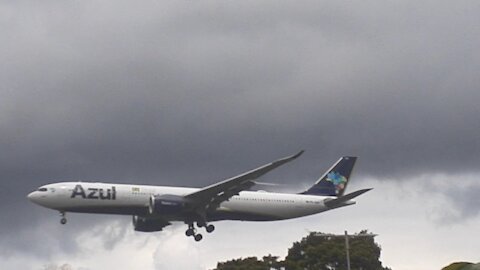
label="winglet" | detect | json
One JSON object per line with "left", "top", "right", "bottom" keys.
{"left": 251, "top": 150, "right": 304, "bottom": 177}
{"left": 292, "top": 150, "right": 304, "bottom": 159}
{"left": 278, "top": 150, "right": 304, "bottom": 163}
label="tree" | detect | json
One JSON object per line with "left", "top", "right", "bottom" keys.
{"left": 442, "top": 262, "right": 480, "bottom": 270}
{"left": 442, "top": 263, "right": 473, "bottom": 270}
{"left": 262, "top": 255, "right": 282, "bottom": 269}
{"left": 213, "top": 230, "right": 391, "bottom": 270}
{"left": 284, "top": 230, "right": 390, "bottom": 270}
{"left": 214, "top": 256, "right": 270, "bottom": 270}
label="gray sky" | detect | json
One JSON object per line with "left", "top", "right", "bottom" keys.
{"left": 1, "top": 1, "right": 480, "bottom": 269}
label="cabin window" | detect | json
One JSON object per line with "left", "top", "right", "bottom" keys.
{"left": 38, "top": 188, "right": 48, "bottom": 192}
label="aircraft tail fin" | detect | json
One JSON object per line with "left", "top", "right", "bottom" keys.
{"left": 301, "top": 156, "right": 357, "bottom": 197}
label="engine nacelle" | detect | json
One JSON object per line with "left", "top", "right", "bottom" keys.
{"left": 148, "top": 194, "right": 189, "bottom": 215}
{"left": 132, "top": 216, "right": 170, "bottom": 232}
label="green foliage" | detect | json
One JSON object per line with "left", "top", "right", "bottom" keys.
{"left": 214, "top": 256, "right": 278, "bottom": 270}
{"left": 213, "top": 230, "right": 391, "bottom": 270}
{"left": 284, "top": 230, "right": 389, "bottom": 270}
{"left": 463, "top": 264, "right": 480, "bottom": 270}
{"left": 442, "top": 262, "right": 475, "bottom": 270}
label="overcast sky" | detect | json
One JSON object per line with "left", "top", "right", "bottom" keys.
{"left": 1, "top": 1, "right": 480, "bottom": 269}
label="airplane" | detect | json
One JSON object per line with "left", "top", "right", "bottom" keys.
{"left": 27, "top": 151, "right": 371, "bottom": 241}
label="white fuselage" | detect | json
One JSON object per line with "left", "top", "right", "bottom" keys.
{"left": 28, "top": 182, "right": 351, "bottom": 222}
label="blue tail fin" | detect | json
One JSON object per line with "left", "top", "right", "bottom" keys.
{"left": 301, "top": 156, "right": 357, "bottom": 196}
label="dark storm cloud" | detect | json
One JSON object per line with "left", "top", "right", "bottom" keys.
{"left": 1, "top": 0, "right": 480, "bottom": 256}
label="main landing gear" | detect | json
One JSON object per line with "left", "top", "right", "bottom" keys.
{"left": 60, "top": 212, "right": 67, "bottom": 225}
{"left": 205, "top": 224, "right": 215, "bottom": 233}
{"left": 185, "top": 223, "right": 203, "bottom": 241}
{"left": 185, "top": 222, "right": 215, "bottom": 241}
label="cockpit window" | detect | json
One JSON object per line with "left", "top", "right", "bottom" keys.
{"left": 38, "top": 188, "right": 48, "bottom": 192}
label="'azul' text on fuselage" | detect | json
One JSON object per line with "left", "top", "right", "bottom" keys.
{"left": 71, "top": 185, "right": 116, "bottom": 200}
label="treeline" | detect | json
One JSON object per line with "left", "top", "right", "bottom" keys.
{"left": 442, "top": 262, "right": 480, "bottom": 270}
{"left": 213, "top": 230, "right": 391, "bottom": 270}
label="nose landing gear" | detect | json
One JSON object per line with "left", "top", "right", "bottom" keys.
{"left": 60, "top": 212, "right": 67, "bottom": 225}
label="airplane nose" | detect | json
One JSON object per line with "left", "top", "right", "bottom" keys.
{"left": 27, "top": 191, "right": 36, "bottom": 202}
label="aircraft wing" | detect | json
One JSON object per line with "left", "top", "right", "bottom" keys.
{"left": 185, "top": 150, "right": 304, "bottom": 210}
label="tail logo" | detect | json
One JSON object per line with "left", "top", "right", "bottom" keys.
{"left": 326, "top": 171, "right": 347, "bottom": 195}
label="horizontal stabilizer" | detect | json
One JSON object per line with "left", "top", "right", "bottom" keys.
{"left": 323, "top": 188, "right": 372, "bottom": 208}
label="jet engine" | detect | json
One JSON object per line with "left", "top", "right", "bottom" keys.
{"left": 132, "top": 216, "right": 170, "bottom": 232}
{"left": 148, "top": 194, "right": 189, "bottom": 215}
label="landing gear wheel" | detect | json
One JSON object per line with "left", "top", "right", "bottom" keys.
{"left": 206, "top": 224, "right": 215, "bottom": 233}
{"left": 185, "top": 228, "right": 195, "bottom": 237}
{"left": 194, "top": 234, "right": 203, "bottom": 242}
{"left": 59, "top": 212, "right": 67, "bottom": 225}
